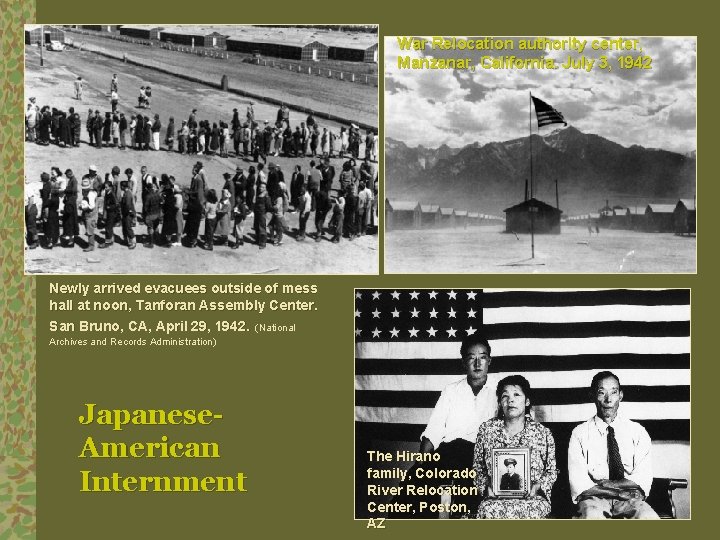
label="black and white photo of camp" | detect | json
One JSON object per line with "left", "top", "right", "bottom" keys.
{"left": 384, "top": 36, "right": 696, "bottom": 273}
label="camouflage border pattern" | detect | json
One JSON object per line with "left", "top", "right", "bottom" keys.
{"left": 1, "top": 0, "right": 37, "bottom": 538}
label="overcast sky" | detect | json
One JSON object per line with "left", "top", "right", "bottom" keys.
{"left": 385, "top": 36, "right": 696, "bottom": 153}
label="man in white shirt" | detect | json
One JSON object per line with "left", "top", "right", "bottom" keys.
{"left": 391, "top": 336, "right": 497, "bottom": 518}
{"left": 568, "top": 371, "right": 658, "bottom": 519}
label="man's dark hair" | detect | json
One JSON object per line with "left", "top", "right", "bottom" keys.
{"left": 460, "top": 335, "right": 491, "bottom": 357}
{"left": 589, "top": 371, "right": 621, "bottom": 396}
{"left": 496, "top": 374, "right": 532, "bottom": 416}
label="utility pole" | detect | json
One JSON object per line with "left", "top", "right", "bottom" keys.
{"left": 40, "top": 25, "right": 44, "bottom": 67}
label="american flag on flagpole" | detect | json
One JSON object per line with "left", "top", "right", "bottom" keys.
{"left": 531, "top": 95, "right": 567, "bottom": 128}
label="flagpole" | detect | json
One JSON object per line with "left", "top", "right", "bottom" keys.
{"left": 529, "top": 92, "right": 535, "bottom": 259}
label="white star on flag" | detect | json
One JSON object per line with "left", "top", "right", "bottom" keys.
{"left": 410, "top": 307, "right": 420, "bottom": 318}
{"left": 410, "top": 291, "right": 420, "bottom": 300}
{"left": 371, "top": 328, "right": 381, "bottom": 338}
{"left": 408, "top": 327, "right": 419, "bottom": 338}
{"left": 355, "top": 309, "right": 361, "bottom": 318}
{"left": 390, "top": 328, "right": 400, "bottom": 338}
{"left": 466, "top": 326, "right": 477, "bottom": 336}
{"left": 391, "top": 291, "right": 400, "bottom": 300}
{"left": 467, "top": 291, "right": 477, "bottom": 300}
{"left": 446, "top": 327, "right": 457, "bottom": 337}
{"left": 467, "top": 308, "right": 476, "bottom": 318}
{"left": 427, "top": 326, "right": 437, "bottom": 337}
{"left": 372, "top": 291, "right": 381, "bottom": 300}
{"left": 355, "top": 328, "right": 362, "bottom": 336}
{"left": 429, "top": 291, "right": 438, "bottom": 299}
{"left": 391, "top": 308, "right": 400, "bottom": 318}
{"left": 429, "top": 308, "right": 438, "bottom": 318}
{"left": 448, "top": 307, "right": 456, "bottom": 318}
{"left": 372, "top": 308, "right": 380, "bottom": 318}
{"left": 448, "top": 290, "right": 457, "bottom": 300}
{"left": 355, "top": 291, "right": 362, "bottom": 299}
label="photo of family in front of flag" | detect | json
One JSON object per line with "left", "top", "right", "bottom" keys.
{"left": 354, "top": 288, "right": 690, "bottom": 519}
{"left": 384, "top": 36, "right": 696, "bottom": 273}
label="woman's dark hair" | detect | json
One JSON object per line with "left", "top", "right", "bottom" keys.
{"left": 496, "top": 375, "right": 532, "bottom": 417}
{"left": 206, "top": 189, "right": 218, "bottom": 204}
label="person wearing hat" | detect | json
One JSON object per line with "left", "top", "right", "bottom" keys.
{"left": 500, "top": 458, "right": 522, "bottom": 491}
{"left": 79, "top": 175, "right": 99, "bottom": 251}
{"left": 246, "top": 102, "right": 254, "bottom": 125}
{"left": 81, "top": 165, "right": 102, "bottom": 195}
{"left": 99, "top": 180, "right": 119, "bottom": 249}
{"left": 110, "top": 74, "right": 118, "bottom": 95}
{"left": 119, "top": 180, "right": 136, "bottom": 249}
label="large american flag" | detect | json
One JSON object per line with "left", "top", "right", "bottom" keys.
{"left": 354, "top": 289, "right": 690, "bottom": 516}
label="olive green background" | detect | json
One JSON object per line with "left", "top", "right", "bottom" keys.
{"left": 0, "top": 0, "right": 710, "bottom": 537}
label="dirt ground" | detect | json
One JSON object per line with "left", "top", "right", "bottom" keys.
{"left": 385, "top": 225, "right": 696, "bottom": 273}
{"left": 24, "top": 47, "right": 378, "bottom": 275}
{"left": 58, "top": 33, "right": 377, "bottom": 128}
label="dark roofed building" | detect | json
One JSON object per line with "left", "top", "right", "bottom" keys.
{"left": 419, "top": 204, "right": 440, "bottom": 229}
{"left": 227, "top": 34, "right": 328, "bottom": 61}
{"left": 160, "top": 27, "right": 228, "bottom": 48}
{"left": 119, "top": 25, "right": 164, "bottom": 40}
{"left": 673, "top": 199, "right": 696, "bottom": 236}
{"left": 385, "top": 200, "right": 420, "bottom": 230}
{"left": 81, "top": 25, "right": 120, "bottom": 33}
{"left": 504, "top": 198, "right": 561, "bottom": 234}
{"left": 645, "top": 203, "right": 676, "bottom": 232}
{"left": 25, "top": 25, "right": 65, "bottom": 45}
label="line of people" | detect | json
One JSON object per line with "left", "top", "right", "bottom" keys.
{"left": 26, "top": 157, "right": 378, "bottom": 252}
{"left": 26, "top": 96, "right": 379, "bottom": 163}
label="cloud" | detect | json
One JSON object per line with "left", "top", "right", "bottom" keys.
{"left": 384, "top": 36, "right": 696, "bottom": 153}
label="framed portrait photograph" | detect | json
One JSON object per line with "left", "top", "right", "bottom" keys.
{"left": 492, "top": 448, "right": 530, "bottom": 498}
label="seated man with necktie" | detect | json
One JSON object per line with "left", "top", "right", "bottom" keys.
{"left": 568, "top": 371, "right": 659, "bottom": 519}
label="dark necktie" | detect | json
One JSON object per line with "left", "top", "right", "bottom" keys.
{"left": 607, "top": 425, "right": 625, "bottom": 480}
